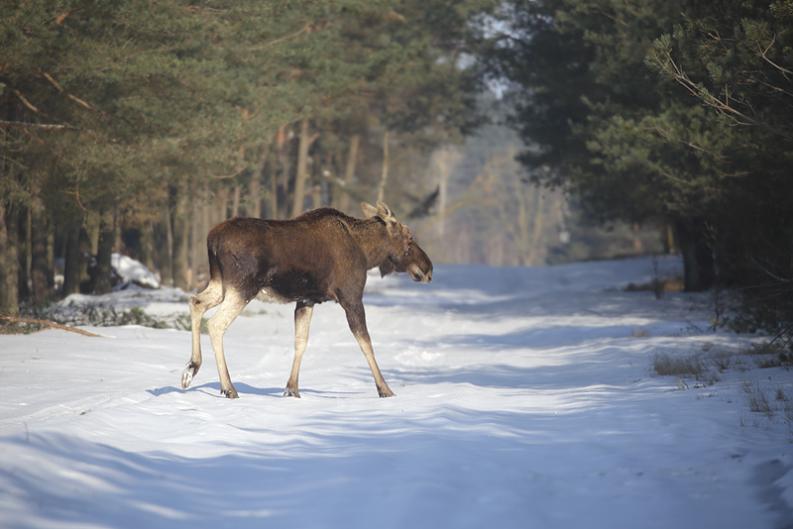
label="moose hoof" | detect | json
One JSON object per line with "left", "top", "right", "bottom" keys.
{"left": 221, "top": 386, "right": 239, "bottom": 399}
{"left": 283, "top": 386, "right": 301, "bottom": 398}
{"left": 378, "top": 387, "right": 395, "bottom": 398}
{"left": 181, "top": 364, "right": 198, "bottom": 389}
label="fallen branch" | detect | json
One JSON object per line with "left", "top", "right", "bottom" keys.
{"left": 0, "top": 119, "right": 78, "bottom": 130}
{"left": 0, "top": 315, "right": 100, "bottom": 337}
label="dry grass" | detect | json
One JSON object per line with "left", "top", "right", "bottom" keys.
{"left": 625, "top": 277, "right": 684, "bottom": 295}
{"left": 744, "top": 382, "right": 773, "bottom": 416}
{"left": 653, "top": 352, "right": 705, "bottom": 378}
{"left": 711, "top": 351, "right": 732, "bottom": 372}
{"left": 741, "top": 341, "right": 793, "bottom": 369}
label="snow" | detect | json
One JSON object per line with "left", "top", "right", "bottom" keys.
{"left": 1, "top": 256, "right": 792, "bottom": 529}
{"left": 111, "top": 253, "right": 160, "bottom": 289}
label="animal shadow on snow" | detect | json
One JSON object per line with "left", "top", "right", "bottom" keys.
{"left": 147, "top": 382, "right": 346, "bottom": 398}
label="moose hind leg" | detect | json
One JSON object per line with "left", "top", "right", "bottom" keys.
{"left": 284, "top": 302, "right": 314, "bottom": 398}
{"left": 207, "top": 288, "right": 248, "bottom": 399}
{"left": 182, "top": 279, "right": 224, "bottom": 389}
{"left": 343, "top": 301, "right": 395, "bottom": 398}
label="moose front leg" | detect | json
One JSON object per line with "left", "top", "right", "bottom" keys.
{"left": 342, "top": 300, "right": 395, "bottom": 398}
{"left": 284, "top": 301, "right": 314, "bottom": 398}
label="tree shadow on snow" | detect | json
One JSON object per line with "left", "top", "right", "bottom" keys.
{"left": 409, "top": 322, "right": 660, "bottom": 351}
{"left": 0, "top": 410, "right": 548, "bottom": 529}
{"left": 390, "top": 359, "right": 647, "bottom": 393}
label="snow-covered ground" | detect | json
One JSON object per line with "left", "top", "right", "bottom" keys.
{"left": 1, "top": 256, "right": 791, "bottom": 529}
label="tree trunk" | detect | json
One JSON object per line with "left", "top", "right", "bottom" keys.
{"left": 247, "top": 144, "right": 269, "bottom": 219}
{"left": 291, "top": 118, "right": 312, "bottom": 218}
{"left": 249, "top": 172, "right": 262, "bottom": 218}
{"left": 675, "top": 219, "right": 715, "bottom": 292}
{"left": 189, "top": 184, "right": 199, "bottom": 288}
{"left": 527, "top": 189, "right": 546, "bottom": 266}
{"left": 216, "top": 187, "right": 229, "bottom": 223}
{"left": 63, "top": 217, "right": 82, "bottom": 296}
{"left": 17, "top": 205, "right": 31, "bottom": 302}
{"left": 311, "top": 185, "right": 322, "bottom": 209}
{"left": 513, "top": 178, "right": 531, "bottom": 265}
{"left": 189, "top": 186, "right": 209, "bottom": 289}
{"left": 30, "top": 193, "right": 51, "bottom": 304}
{"left": 377, "top": 130, "right": 389, "bottom": 203}
{"left": 195, "top": 183, "right": 211, "bottom": 284}
{"left": 276, "top": 125, "right": 291, "bottom": 219}
{"left": 86, "top": 213, "right": 100, "bottom": 256}
{"left": 161, "top": 203, "right": 174, "bottom": 286}
{"left": 336, "top": 133, "right": 360, "bottom": 214}
{"left": 140, "top": 220, "right": 156, "bottom": 272}
{"left": 662, "top": 223, "right": 676, "bottom": 254}
{"left": 202, "top": 183, "right": 211, "bottom": 230}
{"left": 231, "top": 183, "right": 241, "bottom": 217}
{"left": 174, "top": 192, "right": 190, "bottom": 289}
{"left": 93, "top": 209, "right": 116, "bottom": 294}
{"left": 0, "top": 204, "right": 19, "bottom": 314}
{"left": 267, "top": 154, "right": 278, "bottom": 218}
{"left": 632, "top": 223, "right": 644, "bottom": 254}
{"left": 432, "top": 145, "right": 460, "bottom": 238}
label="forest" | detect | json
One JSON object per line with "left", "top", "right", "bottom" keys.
{"left": 490, "top": 0, "right": 793, "bottom": 336}
{"left": 0, "top": 0, "right": 495, "bottom": 314}
{"left": 2, "top": 0, "right": 793, "bottom": 337}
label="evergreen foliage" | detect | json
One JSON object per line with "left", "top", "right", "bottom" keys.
{"left": 0, "top": 0, "right": 495, "bottom": 313}
{"left": 488, "top": 0, "right": 793, "bottom": 335}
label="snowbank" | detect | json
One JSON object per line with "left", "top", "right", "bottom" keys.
{"left": 111, "top": 252, "right": 160, "bottom": 289}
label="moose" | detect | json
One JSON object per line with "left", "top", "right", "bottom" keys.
{"left": 181, "top": 202, "right": 433, "bottom": 399}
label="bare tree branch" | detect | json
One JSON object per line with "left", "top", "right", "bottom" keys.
{"left": 13, "top": 89, "right": 41, "bottom": 114}
{"left": 0, "top": 315, "right": 100, "bottom": 337}
{"left": 248, "top": 21, "right": 328, "bottom": 52}
{"left": 758, "top": 34, "right": 792, "bottom": 81}
{"left": 40, "top": 71, "right": 101, "bottom": 113}
{"left": 657, "top": 49, "right": 793, "bottom": 140}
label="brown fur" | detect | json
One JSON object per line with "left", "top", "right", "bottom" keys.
{"left": 182, "top": 203, "right": 432, "bottom": 399}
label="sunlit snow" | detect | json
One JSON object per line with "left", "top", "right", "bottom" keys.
{"left": 1, "top": 256, "right": 791, "bottom": 529}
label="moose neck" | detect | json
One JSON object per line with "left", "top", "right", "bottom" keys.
{"left": 347, "top": 219, "right": 393, "bottom": 269}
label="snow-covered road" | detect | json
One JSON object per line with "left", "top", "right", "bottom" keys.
{"left": 1, "top": 257, "right": 791, "bottom": 529}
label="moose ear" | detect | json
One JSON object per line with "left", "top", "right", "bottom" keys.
{"left": 361, "top": 202, "right": 379, "bottom": 218}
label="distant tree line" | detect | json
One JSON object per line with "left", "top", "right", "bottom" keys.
{"left": 489, "top": 0, "right": 793, "bottom": 332}
{"left": 430, "top": 98, "right": 664, "bottom": 267}
{"left": 0, "top": 0, "right": 494, "bottom": 315}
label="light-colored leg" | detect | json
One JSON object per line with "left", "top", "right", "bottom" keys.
{"left": 182, "top": 280, "right": 223, "bottom": 389}
{"left": 352, "top": 331, "right": 395, "bottom": 397}
{"left": 207, "top": 288, "right": 247, "bottom": 399}
{"left": 284, "top": 303, "right": 314, "bottom": 398}
{"left": 343, "top": 301, "right": 395, "bottom": 398}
